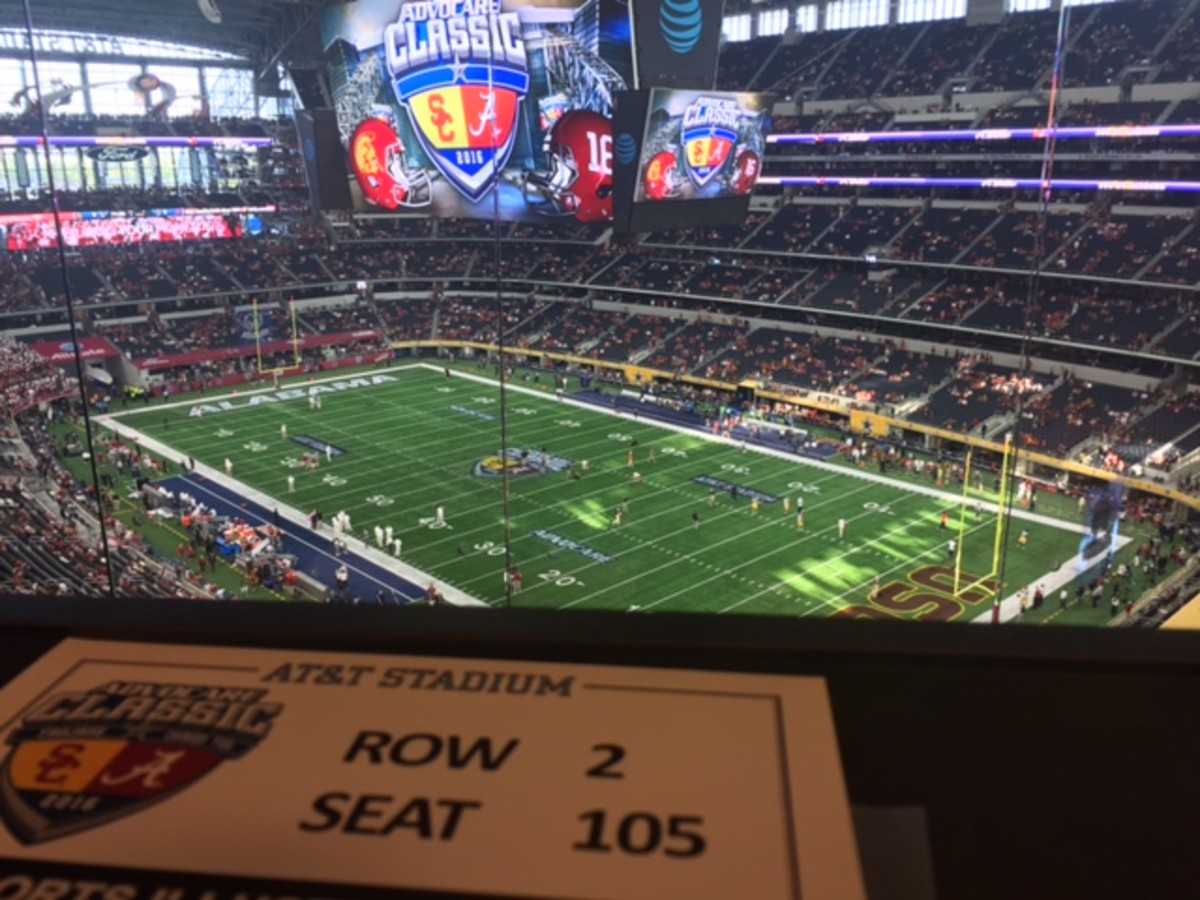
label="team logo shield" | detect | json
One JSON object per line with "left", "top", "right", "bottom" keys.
{"left": 680, "top": 96, "right": 740, "bottom": 190}
{"left": 0, "top": 684, "right": 281, "bottom": 844}
{"left": 682, "top": 121, "right": 736, "bottom": 190}
{"left": 394, "top": 61, "right": 528, "bottom": 202}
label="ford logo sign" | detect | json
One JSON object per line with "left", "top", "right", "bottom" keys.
{"left": 86, "top": 146, "right": 149, "bottom": 163}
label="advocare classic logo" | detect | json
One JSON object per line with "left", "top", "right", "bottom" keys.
{"left": 681, "top": 95, "right": 739, "bottom": 189}
{"left": 0, "top": 681, "right": 282, "bottom": 844}
{"left": 474, "top": 448, "right": 571, "bottom": 478}
{"left": 384, "top": 0, "right": 529, "bottom": 201}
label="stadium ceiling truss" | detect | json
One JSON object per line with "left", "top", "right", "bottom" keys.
{"left": 542, "top": 31, "right": 626, "bottom": 119}
{"left": 0, "top": 0, "right": 335, "bottom": 73}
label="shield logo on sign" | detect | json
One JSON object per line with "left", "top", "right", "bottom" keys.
{"left": 0, "top": 686, "right": 280, "bottom": 844}
{"left": 394, "top": 59, "right": 528, "bottom": 202}
{"left": 683, "top": 120, "right": 737, "bottom": 190}
{"left": 0, "top": 738, "right": 224, "bottom": 844}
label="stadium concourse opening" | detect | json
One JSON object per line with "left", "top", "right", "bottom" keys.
{"left": 0, "top": 0, "right": 1195, "bottom": 626}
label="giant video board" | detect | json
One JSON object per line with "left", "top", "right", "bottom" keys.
{"left": 633, "top": 89, "right": 770, "bottom": 204}
{"left": 321, "top": 0, "right": 634, "bottom": 224}
{"left": 612, "top": 88, "right": 771, "bottom": 234}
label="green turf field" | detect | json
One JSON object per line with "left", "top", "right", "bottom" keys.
{"left": 109, "top": 364, "right": 1104, "bottom": 620}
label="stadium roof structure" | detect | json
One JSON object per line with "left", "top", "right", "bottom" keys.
{"left": 0, "top": 0, "right": 335, "bottom": 74}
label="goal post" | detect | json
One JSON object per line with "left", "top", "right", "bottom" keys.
{"left": 953, "top": 435, "right": 1012, "bottom": 602}
{"left": 254, "top": 298, "right": 302, "bottom": 377}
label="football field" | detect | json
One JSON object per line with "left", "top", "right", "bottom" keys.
{"left": 110, "top": 364, "right": 1095, "bottom": 620}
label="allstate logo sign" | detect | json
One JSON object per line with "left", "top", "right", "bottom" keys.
{"left": 615, "top": 132, "right": 638, "bottom": 166}
{"left": 660, "top": 0, "right": 703, "bottom": 54}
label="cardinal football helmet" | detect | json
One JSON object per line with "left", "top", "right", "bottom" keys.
{"left": 642, "top": 148, "right": 684, "bottom": 201}
{"left": 523, "top": 109, "right": 613, "bottom": 223}
{"left": 727, "top": 146, "right": 762, "bottom": 196}
{"left": 350, "top": 117, "right": 432, "bottom": 210}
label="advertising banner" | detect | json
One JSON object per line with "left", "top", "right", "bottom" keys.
{"left": 629, "top": 0, "right": 725, "bottom": 90}
{"left": 27, "top": 338, "right": 120, "bottom": 365}
{"left": 134, "top": 330, "right": 383, "bottom": 370}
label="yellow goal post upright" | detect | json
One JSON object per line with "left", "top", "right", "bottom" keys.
{"left": 253, "top": 298, "right": 303, "bottom": 378}
{"left": 952, "top": 434, "right": 1013, "bottom": 603}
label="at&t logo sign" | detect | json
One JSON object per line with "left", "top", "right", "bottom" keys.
{"left": 659, "top": 0, "right": 703, "bottom": 54}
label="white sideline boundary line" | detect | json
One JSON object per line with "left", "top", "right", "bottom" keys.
{"left": 96, "top": 365, "right": 486, "bottom": 607}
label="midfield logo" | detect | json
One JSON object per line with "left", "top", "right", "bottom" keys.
{"left": 384, "top": 0, "right": 529, "bottom": 201}
{"left": 474, "top": 448, "right": 570, "bottom": 478}
{"left": 0, "top": 681, "right": 282, "bottom": 844}
{"left": 681, "top": 96, "right": 739, "bottom": 189}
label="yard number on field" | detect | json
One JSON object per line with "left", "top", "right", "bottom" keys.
{"left": 787, "top": 481, "right": 822, "bottom": 494}
{"left": 538, "top": 569, "right": 584, "bottom": 588}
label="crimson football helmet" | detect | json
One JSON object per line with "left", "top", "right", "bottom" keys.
{"left": 726, "top": 146, "right": 762, "bottom": 195}
{"left": 642, "top": 148, "right": 684, "bottom": 201}
{"left": 350, "top": 117, "right": 432, "bottom": 210}
{"left": 523, "top": 109, "right": 613, "bottom": 223}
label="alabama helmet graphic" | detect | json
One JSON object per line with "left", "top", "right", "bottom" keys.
{"left": 727, "top": 146, "right": 762, "bottom": 195}
{"left": 523, "top": 109, "right": 614, "bottom": 223}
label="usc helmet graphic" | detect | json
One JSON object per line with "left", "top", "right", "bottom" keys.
{"left": 523, "top": 109, "right": 614, "bottom": 223}
{"left": 642, "top": 147, "right": 685, "bottom": 201}
{"left": 350, "top": 117, "right": 432, "bottom": 210}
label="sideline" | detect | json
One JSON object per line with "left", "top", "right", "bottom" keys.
{"left": 96, "top": 390, "right": 487, "bottom": 608}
